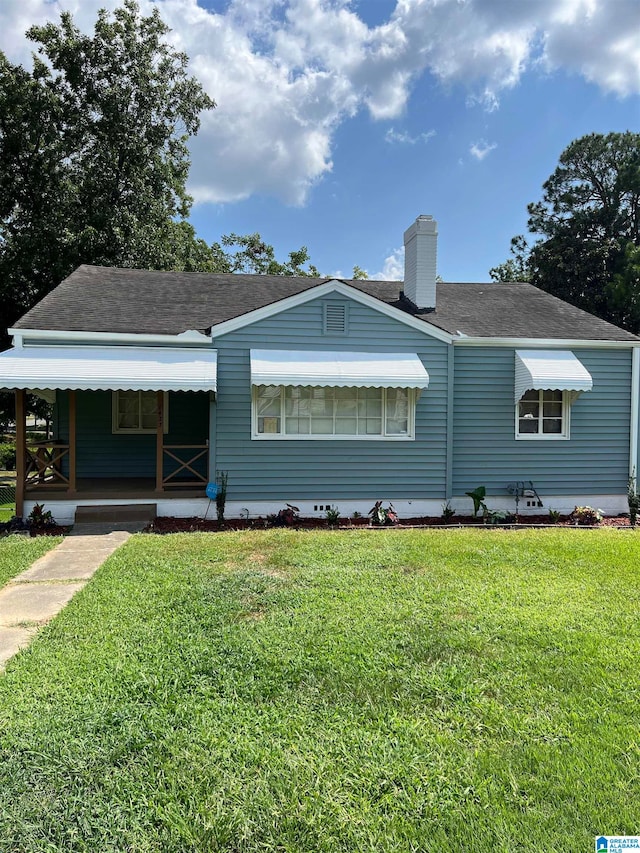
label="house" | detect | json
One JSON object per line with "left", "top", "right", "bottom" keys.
{"left": 1, "top": 214, "right": 639, "bottom": 524}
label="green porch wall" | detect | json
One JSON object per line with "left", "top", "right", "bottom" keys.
{"left": 55, "top": 390, "right": 209, "bottom": 479}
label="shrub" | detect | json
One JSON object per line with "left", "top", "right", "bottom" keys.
{"left": 0, "top": 441, "right": 16, "bottom": 470}
{"left": 325, "top": 506, "right": 341, "bottom": 527}
{"left": 28, "top": 503, "right": 55, "bottom": 529}
{"left": 268, "top": 504, "right": 300, "bottom": 527}
{"left": 548, "top": 509, "right": 561, "bottom": 523}
{"left": 368, "top": 501, "right": 399, "bottom": 526}
{"left": 441, "top": 501, "right": 456, "bottom": 523}
{"left": 570, "top": 505, "right": 603, "bottom": 526}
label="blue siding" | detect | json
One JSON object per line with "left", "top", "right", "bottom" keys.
{"left": 452, "top": 347, "right": 632, "bottom": 496}
{"left": 213, "top": 295, "right": 449, "bottom": 501}
{"left": 56, "top": 390, "right": 209, "bottom": 479}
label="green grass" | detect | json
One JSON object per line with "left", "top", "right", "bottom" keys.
{"left": 0, "top": 534, "right": 62, "bottom": 587}
{"left": 0, "top": 506, "right": 15, "bottom": 522}
{"left": 0, "top": 529, "right": 639, "bottom": 851}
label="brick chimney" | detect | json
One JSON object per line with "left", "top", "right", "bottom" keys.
{"left": 403, "top": 215, "right": 438, "bottom": 309}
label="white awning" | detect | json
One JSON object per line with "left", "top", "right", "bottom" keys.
{"left": 250, "top": 349, "right": 430, "bottom": 389}
{"left": 0, "top": 345, "right": 217, "bottom": 392}
{"left": 514, "top": 350, "right": 592, "bottom": 402}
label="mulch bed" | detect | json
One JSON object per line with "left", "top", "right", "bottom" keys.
{"left": 146, "top": 514, "right": 636, "bottom": 534}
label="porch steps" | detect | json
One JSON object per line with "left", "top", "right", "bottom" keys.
{"left": 74, "top": 504, "right": 157, "bottom": 524}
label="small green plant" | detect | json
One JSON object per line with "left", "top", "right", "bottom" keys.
{"left": 441, "top": 501, "right": 456, "bottom": 523}
{"left": 484, "top": 509, "right": 514, "bottom": 525}
{"left": 28, "top": 503, "right": 54, "bottom": 529}
{"left": 548, "top": 509, "right": 561, "bottom": 524}
{"left": 570, "top": 505, "right": 603, "bottom": 526}
{"left": 368, "top": 501, "right": 399, "bottom": 526}
{"left": 325, "top": 505, "right": 341, "bottom": 527}
{"left": 628, "top": 472, "right": 639, "bottom": 528}
{"left": 465, "top": 486, "right": 487, "bottom": 518}
{"left": 351, "top": 511, "right": 362, "bottom": 520}
{"left": 215, "top": 470, "right": 228, "bottom": 524}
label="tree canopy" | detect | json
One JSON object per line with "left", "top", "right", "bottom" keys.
{"left": 490, "top": 132, "right": 640, "bottom": 333}
{"left": 0, "top": 0, "right": 215, "bottom": 341}
{"left": 211, "top": 233, "right": 320, "bottom": 277}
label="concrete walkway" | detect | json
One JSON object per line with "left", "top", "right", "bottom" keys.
{"left": 0, "top": 523, "right": 143, "bottom": 670}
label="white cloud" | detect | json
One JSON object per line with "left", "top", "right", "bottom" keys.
{"left": 370, "top": 247, "right": 404, "bottom": 281}
{"left": 1, "top": 0, "right": 638, "bottom": 205}
{"left": 469, "top": 140, "right": 498, "bottom": 161}
{"left": 385, "top": 128, "right": 435, "bottom": 145}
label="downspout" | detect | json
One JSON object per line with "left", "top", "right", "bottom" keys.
{"left": 630, "top": 346, "right": 640, "bottom": 478}
{"left": 445, "top": 343, "right": 454, "bottom": 499}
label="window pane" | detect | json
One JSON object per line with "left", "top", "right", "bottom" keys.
{"left": 365, "top": 397, "right": 382, "bottom": 417}
{"left": 386, "top": 389, "right": 408, "bottom": 434}
{"left": 543, "top": 419, "right": 562, "bottom": 434}
{"left": 543, "top": 401, "right": 562, "bottom": 418}
{"left": 543, "top": 390, "right": 563, "bottom": 402}
{"left": 310, "top": 417, "right": 333, "bottom": 434}
{"left": 521, "top": 389, "right": 539, "bottom": 401}
{"left": 258, "top": 387, "right": 281, "bottom": 418}
{"left": 140, "top": 392, "right": 158, "bottom": 430}
{"left": 118, "top": 391, "right": 140, "bottom": 429}
{"left": 140, "top": 391, "right": 157, "bottom": 414}
{"left": 519, "top": 418, "right": 539, "bottom": 434}
{"left": 336, "top": 394, "right": 356, "bottom": 416}
{"left": 386, "top": 418, "right": 408, "bottom": 435}
{"left": 519, "top": 401, "right": 539, "bottom": 418}
{"left": 359, "top": 418, "right": 382, "bottom": 435}
{"left": 285, "top": 417, "right": 309, "bottom": 434}
{"left": 335, "top": 417, "right": 357, "bottom": 434}
{"left": 258, "top": 416, "right": 280, "bottom": 434}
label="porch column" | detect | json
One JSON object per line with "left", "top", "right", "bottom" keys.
{"left": 155, "top": 390, "right": 164, "bottom": 494}
{"left": 15, "top": 389, "right": 26, "bottom": 518}
{"left": 68, "top": 390, "right": 77, "bottom": 495}
{"left": 208, "top": 392, "right": 216, "bottom": 484}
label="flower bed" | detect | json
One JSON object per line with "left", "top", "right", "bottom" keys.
{"left": 145, "top": 513, "right": 635, "bottom": 534}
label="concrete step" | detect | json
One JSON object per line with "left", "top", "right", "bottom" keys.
{"left": 74, "top": 503, "right": 157, "bottom": 524}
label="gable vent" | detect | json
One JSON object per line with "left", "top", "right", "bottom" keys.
{"left": 324, "top": 303, "right": 348, "bottom": 335}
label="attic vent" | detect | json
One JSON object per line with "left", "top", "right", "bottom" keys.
{"left": 323, "top": 303, "right": 348, "bottom": 335}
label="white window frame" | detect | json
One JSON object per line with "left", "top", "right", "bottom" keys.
{"left": 515, "top": 389, "right": 571, "bottom": 441}
{"left": 112, "top": 390, "right": 169, "bottom": 434}
{"left": 251, "top": 385, "right": 416, "bottom": 440}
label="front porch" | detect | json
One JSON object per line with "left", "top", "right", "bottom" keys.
{"left": 15, "top": 388, "right": 213, "bottom": 517}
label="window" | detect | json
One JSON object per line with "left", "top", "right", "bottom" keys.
{"left": 516, "top": 389, "right": 569, "bottom": 440}
{"left": 252, "top": 385, "right": 414, "bottom": 439}
{"left": 112, "top": 390, "right": 168, "bottom": 434}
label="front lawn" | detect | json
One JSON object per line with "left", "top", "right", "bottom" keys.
{"left": 0, "top": 529, "right": 638, "bottom": 851}
{"left": 0, "top": 534, "right": 62, "bottom": 587}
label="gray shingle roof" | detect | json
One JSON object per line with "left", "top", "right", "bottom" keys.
{"left": 12, "top": 264, "right": 639, "bottom": 342}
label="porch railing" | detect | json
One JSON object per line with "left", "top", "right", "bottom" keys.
{"left": 24, "top": 441, "right": 70, "bottom": 489}
{"left": 162, "top": 444, "right": 208, "bottom": 488}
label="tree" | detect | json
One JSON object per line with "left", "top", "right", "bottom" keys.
{"left": 0, "top": 0, "right": 215, "bottom": 343}
{"left": 352, "top": 265, "right": 369, "bottom": 280}
{"left": 492, "top": 132, "right": 640, "bottom": 331}
{"left": 211, "top": 233, "right": 320, "bottom": 276}
{"left": 489, "top": 235, "right": 531, "bottom": 282}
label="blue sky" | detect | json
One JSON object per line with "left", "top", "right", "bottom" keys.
{"left": 2, "top": 0, "right": 639, "bottom": 281}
